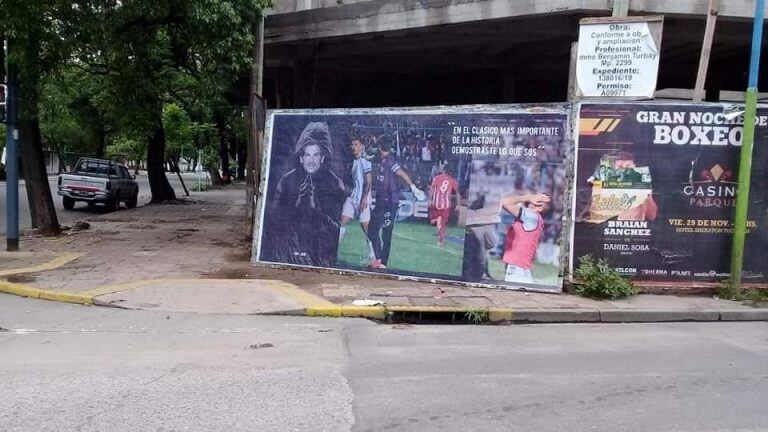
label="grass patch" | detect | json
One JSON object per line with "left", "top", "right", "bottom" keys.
{"left": 716, "top": 280, "right": 768, "bottom": 306}
{"left": 572, "top": 255, "right": 637, "bottom": 300}
{"left": 715, "top": 279, "right": 740, "bottom": 301}
{"left": 464, "top": 308, "right": 489, "bottom": 325}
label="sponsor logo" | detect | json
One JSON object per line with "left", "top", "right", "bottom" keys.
{"left": 592, "top": 193, "right": 638, "bottom": 212}
{"left": 642, "top": 269, "right": 668, "bottom": 276}
{"left": 615, "top": 267, "right": 637, "bottom": 275}
{"left": 682, "top": 164, "right": 737, "bottom": 208}
{"left": 693, "top": 271, "right": 730, "bottom": 278}
{"left": 579, "top": 118, "right": 621, "bottom": 136}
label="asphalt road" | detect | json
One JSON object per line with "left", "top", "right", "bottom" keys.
{"left": 0, "top": 171, "right": 211, "bottom": 236}
{"left": 1, "top": 295, "right": 766, "bottom": 432}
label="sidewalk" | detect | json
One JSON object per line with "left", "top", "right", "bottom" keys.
{"left": 1, "top": 184, "right": 766, "bottom": 323}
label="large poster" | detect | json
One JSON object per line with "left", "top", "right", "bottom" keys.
{"left": 573, "top": 103, "right": 768, "bottom": 282}
{"left": 253, "top": 107, "right": 570, "bottom": 292}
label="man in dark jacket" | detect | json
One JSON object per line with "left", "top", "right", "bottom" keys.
{"left": 264, "top": 122, "right": 346, "bottom": 267}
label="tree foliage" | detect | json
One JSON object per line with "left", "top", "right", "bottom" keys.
{"left": 0, "top": 0, "right": 73, "bottom": 235}
{"left": 64, "top": 0, "right": 270, "bottom": 201}
{"left": 106, "top": 134, "right": 147, "bottom": 165}
{"left": 39, "top": 69, "right": 114, "bottom": 156}
{"left": 2, "top": 0, "right": 271, "bottom": 216}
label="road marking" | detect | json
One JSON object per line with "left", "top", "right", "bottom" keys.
{"left": 265, "top": 280, "right": 339, "bottom": 310}
{"left": 0, "top": 252, "right": 84, "bottom": 277}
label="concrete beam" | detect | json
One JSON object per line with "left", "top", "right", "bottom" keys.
{"left": 266, "top": 0, "right": 768, "bottom": 44}
{"left": 266, "top": 0, "right": 607, "bottom": 43}
{"left": 632, "top": 0, "right": 768, "bottom": 20}
{"left": 305, "top": 16, "right": 576, "bottom": 60}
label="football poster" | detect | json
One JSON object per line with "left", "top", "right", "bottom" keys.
{"left": 572, "top": 103, "right": 768, "bottom": 282}
{"left": 252, "top": 106, "right": 571, "bottom": 292}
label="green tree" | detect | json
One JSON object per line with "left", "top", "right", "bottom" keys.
{"left": 1, "top": 0, "right": 73, "bottom": 235}
{"left": 59, "top": 69, "right": 116, "bottom": 158}
{"left": 66, "top": 0, "right": 271, "bottom": 203}
{"left": 106, "top": 134, "right": 148, "bottom": 175}
{"left": 39, "top": 70, "right": 102, "bottom": 157}
{"left": 162, "top": 102, "right": 195, "bottom": 172}
{"left": 189, "top": 121, "right": 217, "bottom": 173}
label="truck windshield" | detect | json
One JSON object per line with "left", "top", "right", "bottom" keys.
{"left": 74, "top": 160, "right": 118, "bottom": 178}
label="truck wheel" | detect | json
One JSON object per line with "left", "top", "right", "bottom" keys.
{"left": 126, "top": 191, "right": 138, "bottom": 209}
{"left": 63, "top": 196, "right": 75, "bottom": 210}
{"left": 107, "top": 193, "right": 119, "bottom": 212}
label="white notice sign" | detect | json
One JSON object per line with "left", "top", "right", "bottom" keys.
{"left": 576, "top": 17, "right": 663, "bottom": 99}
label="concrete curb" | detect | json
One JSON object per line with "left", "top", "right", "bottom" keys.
{"left": 0, "top": 280, "right": 93, "bottom": 305}
{"left": 1, "top": 276, "right": 766, "bottom": 323}
{"left": 599, "top": 309, "right": 721, "bottom": 322}
{"left": 0, "top": 252, "right": 93, "bottom": 305}
{"left": 282, "top": 305, "right": 768, "bottom": 323}
{"left": 509, "top": 309, "right": 600, "bottom": 323}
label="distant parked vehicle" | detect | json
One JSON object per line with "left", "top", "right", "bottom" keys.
{"left": 57, "top": 158, "right": 139, "bottom": 211}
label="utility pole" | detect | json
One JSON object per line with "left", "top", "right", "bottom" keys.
{"left": 566, "top": 42, "right": 578, "bottom": 101}
{"left": 246, "top": 14, "right": 265, "bottom": 238}
{"left": 612, "top": 0, "right": 629, "bottom": 17}
{"left": 730, "top": 0, "right": 765, "bottom": 291}
{"left": 693, "top": 0, "right": 720, "bottom": 102}
{"left": 4, "top": 39, "right": 19, "bottom": 251}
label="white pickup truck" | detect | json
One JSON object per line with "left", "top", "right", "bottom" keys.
{"left": 57, "top": 158, "right": 139, "bottom": 211}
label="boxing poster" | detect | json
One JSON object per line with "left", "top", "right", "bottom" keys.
{"left": 572, "top": 102, "right": 768, "bottom": 282}
{"left": 253, "top": 106, "right": 571, "bottom": 292}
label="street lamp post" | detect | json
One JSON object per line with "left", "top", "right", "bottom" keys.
{"left": 4, "top": 40, "right": 19, "bottom": 251}
{"left": 730, "top": 0, "right": 766, "bottom": 290}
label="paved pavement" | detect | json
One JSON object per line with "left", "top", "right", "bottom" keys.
{"left": 1, "top": 295, "right": 767, "bottom": 432}
{"left": 0, "top": 171, "right": 211, "bottom": 235}
{"left": 0, "top": 183, "right": 766, "bottom": 323}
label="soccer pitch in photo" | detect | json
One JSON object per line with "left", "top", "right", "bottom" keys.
{"left": 488, "top": 259, "right": 561, "bottom": 287}
{"left": 337, "top": 220, "right": 465, "bottom": 276}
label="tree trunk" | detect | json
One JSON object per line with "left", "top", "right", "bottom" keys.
{"left": 237, "top": 142, "right": 246, "bottom": 181}
{"left": 147, "top": 114, "right": 176, "bottom": 203}
{"left": 19, "top": 119, "right": 61, "bottom": 236}
{"left": 96, "top": 129, "right": 107, "bottom": 158}
{"left": 134, "top": 160, "right": 140, "bottom": 175}
{"left": 16, "top": 36, "right": 60, "bottom": 236}
{"left": 215, "top": 115, "right": 231, "bottom": 183}
{"left": 208, "top": 167, "right": 223, "bottom": 185}
{"left": 168, "top": 157, "right": 180, "bottom": 173}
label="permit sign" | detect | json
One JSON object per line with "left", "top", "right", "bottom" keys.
{"left": 576, "top": 16, "right": 663, "bottom": 99}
